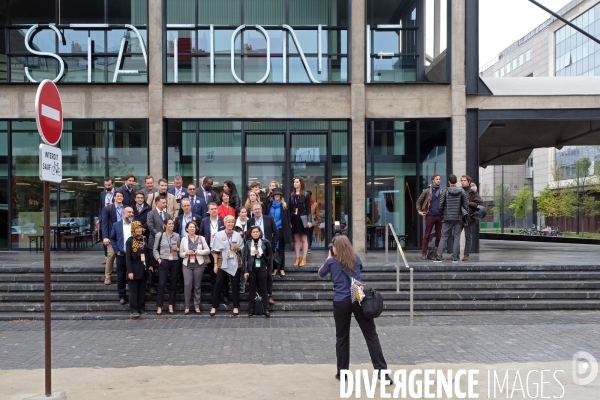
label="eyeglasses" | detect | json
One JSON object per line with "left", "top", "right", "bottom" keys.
{"left": 188, "top": 188, "right": 196, "bottom": 190}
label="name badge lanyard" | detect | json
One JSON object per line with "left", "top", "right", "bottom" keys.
{"left": 227, "top": 234, "right": 235, "bottom": 259}
{"left": 183, "top": 215, "right": 191, "bottom": 233}
{"left": 167, "top": 235, "right": 176, "bottom": 260}
{"left": 139, "top": 238, "right": 146, "bottom": 264}
{"left": 254, "top": 241, "right": 261, "bottom": 267}
{"left": 294, "top": 195, "right": 301, "bottom": 215}
{"left": 211, "top": 221, "right": 218, "bottom": 240}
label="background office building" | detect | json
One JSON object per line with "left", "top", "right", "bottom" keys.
{"left": 479, "top": 0, "right": 600, "bottom": 229}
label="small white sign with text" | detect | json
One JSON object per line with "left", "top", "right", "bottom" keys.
{"left": 39, "top": 143, "right": 62, "bottom": 183}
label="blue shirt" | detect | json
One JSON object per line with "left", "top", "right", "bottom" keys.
{"left": 318, "top": 255, "right": 363, "bottom": 302}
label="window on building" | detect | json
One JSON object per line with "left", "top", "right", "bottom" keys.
{"left": 164, "top": 0, "right": 349, "bottom": 83}
{"left": 1, "top": 0, "right": 148, "bottom": 84}
{"left": 506, "top": 63, "right": 511, "bottom": 73}
{"left": 494, "top": 70, "right": 499, "bottom": 77}
{"left": 519, "top": 54, "right": 524, "bottom": 66}
{"left": 500, "top": 66, "right": 505, "bottom": 77}
{"left": 4, "top": 119, "right": 148, "bottom": 250}
{"left": 525, "top": 49, "right": 531, "bottom": 62}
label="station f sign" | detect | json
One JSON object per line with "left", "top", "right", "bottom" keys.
{"left": 36, "top": 79, "right": 63, "bottom": 183}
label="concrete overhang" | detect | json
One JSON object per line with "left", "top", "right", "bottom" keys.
{"left": 473, "top": 77, "right": 600, "bottom": 167}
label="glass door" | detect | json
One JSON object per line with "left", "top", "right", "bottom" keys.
{"left": 291, "top": 133, "right": 327, "bottom": 249}
{"left": 245, "top": 132, "right": 286, "bottom": 203}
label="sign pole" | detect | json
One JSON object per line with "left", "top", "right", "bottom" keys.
{"left": 44, "top": 180, "right": 51, "bottom": 396}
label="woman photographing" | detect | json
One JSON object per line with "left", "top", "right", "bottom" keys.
{"left": 126, "top": 221, "right": 147, "bottom": 317}
{"left": 318, "top": 235, "right": 389, "bottom": 382}
{"left": 152, "top": 218, "right": 180, "bottom": 315}
{"left": 242, "top": 226, "right": 272, "bottom": 317}
{"left": 179, "top": 221, "right": 210, "bottom": 315}
{"left": 209, "top": 215, "right": 244, "bottom": 316}
{"left": 290, "top": 176, "right": 312, "bottom": 267}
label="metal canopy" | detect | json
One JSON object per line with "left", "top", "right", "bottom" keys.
{"left": 481, "top": 77, "right": 600, "bottom": 96}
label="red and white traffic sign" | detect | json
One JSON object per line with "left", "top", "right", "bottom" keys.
{"left": 35, "top": 79, "right": 63, "bottom": 146}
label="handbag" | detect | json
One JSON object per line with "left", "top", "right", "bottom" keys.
{"left": 340, "top": 266, "right": 384, "bottom": 319}
{"left": 93, "top": 225, "right": 102, "bottom": 244}
{"left": 199, "top": 239, "right": 211, "bottom": 264}
{"left": 272, "top": 246, "right": 281, "bottom": 265}
{"left": 254, "top": 292, "right": 264, "bottom": 315}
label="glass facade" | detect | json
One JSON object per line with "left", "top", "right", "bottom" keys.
{"left": 366, "top": 0, "right": 423, "bottom": 83}
{"left": 366, "top": 119, "right": 448, "bottom": 250}
{"left": 555, "top": 3, "right": 600, "bottom": 77}
{"left": 2, "top": 119, "right": 148, "bottom": 250}
{"left": 0, "top": 0, "right": 148, "bottom": 83}
{"left": 164, "top": 0, "right": 349, "bottom": 83}
{"left": 165, "top": 119, "right": 349, "bottom": 247}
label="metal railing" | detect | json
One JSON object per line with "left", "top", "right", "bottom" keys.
{"left": 384, "top": 223, "right": 414, "bottom": 319}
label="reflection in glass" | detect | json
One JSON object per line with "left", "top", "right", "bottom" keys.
{"left": 59, "top": 30, "right": 105, "bottom": 54}
{"left": 289, "top": 56, "right": 327, "bottom": 83}
{"left": 11, "top": 130, "right": 46, "bottom": 249}
{"left": 107, "top": 55, "right": 147, "bottom": 82}
{"left": 331, "top": 56, "right": 347, "bottom": 82}
{"left": 10, "top": 57, "right": 57, "bottom": 83}
{"left": 373, "top": 56, "right": 417, "bottom": 82}
{"left": 108, "top": 122, "right": 149, "bottom": 181}
{"left": 332, "top": 131, "right": 349, "bottom": 239}
{"left": 61, "top": 57, "right": 106, "bottom": 82}
{"left": 247, "top": 134, "right": 285, "bottom": 162}
{"left": 167, "top": 130, "right": 197, "bottom": 184}
{"left": 0, "top": 129, "right": 7, "bottom": 250}
{"left": 198, "top": 131, "right": 242, "bottom": 194}
{"left": 10, "top": 28, "right": 55, "bottom": 53}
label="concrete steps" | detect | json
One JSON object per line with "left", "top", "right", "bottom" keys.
{"left": 1, "top": 263, "right": 599, "bottom": 318}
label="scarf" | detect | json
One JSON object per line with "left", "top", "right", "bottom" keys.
{"left": 270, "top": 200, "right": 282, "bottom": 229}
{"left": 431, "top": 184, "right": 441, "bottom": 198}
{"left": 130, "top": 221, "right": 145, "bottom": 253}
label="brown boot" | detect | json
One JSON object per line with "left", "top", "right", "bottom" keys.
{"left": 293, "top": 257, "right": 300, "bottom": 267}
{"left": 421, "top": 254, "right": 427, "bottom": 260}
{"left": 462, "top": 256, "right": 469, "bottom": 261}
{"left": 299, "top": 257, "right": 307, "bottom": 267}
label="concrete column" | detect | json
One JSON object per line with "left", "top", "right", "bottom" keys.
{"left": 148, "top": 0, "right": 164, "bottom": 179}
{"left": 350, "top": 0, "right": 367, "bottom": 253}
{"left": 451, "top": 0, "right": 466, "bottom": 176}
{"left": 451, "top": 0, "right": 467, "bottom": 253}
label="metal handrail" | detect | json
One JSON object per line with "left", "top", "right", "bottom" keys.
{"left": 384, "top": 223, "right": 414, "bottom": 319}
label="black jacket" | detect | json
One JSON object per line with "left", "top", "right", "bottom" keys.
{"left": 133, "top": 203, "right": 151, "bottom": 236}
{"left": 248, "top": 215, "right": 280, "bottom": 246}
{"left": 438, "top": 186, "right": 469, "bottom": 222}
{"left": 262, "top": 199, "right": 291, "bottom": 244}
{"left": 199, "top": 216, "right": 225, "bottom": 248}
{"left": 289, "top": 192, "right": 311, "bottom": 217}
{"left": 117, "top": 184, "right": 136, "bottom": 208}
{"left": 126, "top": 236, "right": 146, "bottom": 280}
{"left": 174, "top": 213, "right": 203, "bottom": 237}
{"left": 242, "top": 239, "right": 273, "bottom": 273}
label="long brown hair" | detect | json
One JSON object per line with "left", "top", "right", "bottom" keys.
{"left": 292, "top": 176, "right": 306, "bottom": 196}
{"left": 332, "top": 236, "right": 356, "bottom": 272}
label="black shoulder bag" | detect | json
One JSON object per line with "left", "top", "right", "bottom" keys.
{"left": 339, "top": 265, "right": 384, "bottom": 319}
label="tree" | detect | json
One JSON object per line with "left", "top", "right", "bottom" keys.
{"left": 509, "top": 186, "right": 533, "bottom": 227}
{"left": 536, "top": 185, "right": 576, "bottom": 218}
{"left": 492, "top": 183, "right": 511, "bottom": 215}
{"left": 573, "top": 157, "right": 594, "bottom": 234}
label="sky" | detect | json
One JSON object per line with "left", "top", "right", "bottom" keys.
{"left": 479, "top": 0, "right": 572, "bottom": 66}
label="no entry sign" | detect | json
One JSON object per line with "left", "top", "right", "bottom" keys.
{"left": 35, "top": 79, "right": 63, "bottom": 146}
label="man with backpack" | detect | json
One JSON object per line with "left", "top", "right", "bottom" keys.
{"left": 433, "top": 174, "right": 469, "bottom": 263}
{"left": 416, "top": 174, "right": 443, "bottom": 260}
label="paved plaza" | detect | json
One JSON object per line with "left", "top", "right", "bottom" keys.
{"left": 2, "top": 312, "right": 600, "bottom": 399}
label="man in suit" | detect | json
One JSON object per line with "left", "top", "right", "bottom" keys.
{"left": 168, "top": 175, "right": 188, "bottom": 216}
{"left": 186, "top": 183, "right": 207, "bottom": 217}
{"left": 141, "top": 175, "right": 159, "bottom": 200}
{"left": 110, "top": 207, "right": 134, "bottom": 305}
{"left": 133, "top": 191, "right": 151, "bottom": 231}
{"left": 101, "top": 191, "right": 125, "bottom": 285}
{"left": 200, "top": 177, "right": 219, "bottom": 209}
{"left": 248, "top": 202, "right": 280, "bottom": 305}
{"left": 146, "top": 195, "right": 168, "bottom": 295}
{"left": 174, "top": 198, "right": 202, "bottom": 238}
{"left": 117, "top": 173, "right": 136, "bottom": 208}
{"left": 147, "top": 178, "right": 178, "bottom": 220}
{"left": 199, "top": 202, "right": 228, "bottom": 303}
{"left": 97, "top": 177, "right": 115, "bottom": 266}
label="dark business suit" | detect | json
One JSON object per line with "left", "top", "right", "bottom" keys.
{"left": 146, "top": 208, "right": 168, "bottom": 290}
{"left": 248, "top": 215, "right": 279, "bottom": 298}
{"left": 98, "top": 189, "right": 116, "bottom": 257}
{"left": 110, "top": 220, "right": 130, "bottom": 300}
{"left": 200, "top": 188, "right": 219, "bottom": 210}
{"left": 126, "top": 236, "right": 147, "bottom": 314}
{"left": 174, "top": 213, "right": 203, "bottom": 238}
{"left": 117, "top": 184, "right": 136, "bottom": 208}
{"left": 263, "top": 199, "right": 291, "bottom": 272}
{"left": 187, "top": 195, "right": 207, "bottom": 219}
{"left": 133, "top": 203, "right": 151, "bottom": 233}
{"left": 199, "top": 216, "right": 227, "bottom": 298}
